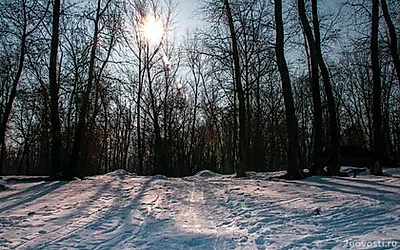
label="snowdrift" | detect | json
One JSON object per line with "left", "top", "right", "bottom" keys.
{"left": 195, "top": 170, "right": 220, "bottom": 178}
{"left": 105, "top": 169, "right": 137, "bottom": 178}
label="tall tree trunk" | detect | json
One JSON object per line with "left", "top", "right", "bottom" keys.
{"left": 381, "top": 0, "right": 400, "bottom": 84}
{"left": 275, "top": 0, "right": 303, "bottom": 179}
{"left": 371, "top": 0, "right": 384, "bottom": 175}
{"left": 145, "top": 45, "right": 163, "bottom": 175}
{"left": 297, "top": 0, "right": 323, "bottom": 175}
{"left": 188, "top": 63, "right": 199, "bottom": 175}
{"left": 49, "top": 0, "right": 63, "bottom": 177}
{"left": 224, "top": 0, "right": 247, "bottom": 177}
{"left": 137, "top": 48, "right": 144, "bottom": 175}
{"left": 311, "top": 0, "right": 340, "bottom": 175}
{"left": 70, "top": 0, "right": 102, "bottom": 178}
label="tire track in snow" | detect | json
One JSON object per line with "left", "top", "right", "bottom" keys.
{"left": 13, "top": 200, "right": 110, "bottom": 249}
{"left": 13, "top": 180, "right": 146, "bottom": 249}
{"left": 192, "top": 178, "right": 243, "bottom": 249}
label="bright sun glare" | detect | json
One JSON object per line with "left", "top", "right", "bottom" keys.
{"left": 141, "top": 15, "right": 164, "bottom": 46}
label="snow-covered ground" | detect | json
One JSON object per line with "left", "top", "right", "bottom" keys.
{"left": 1, "top": 169, "right": 399, "bottom": 249}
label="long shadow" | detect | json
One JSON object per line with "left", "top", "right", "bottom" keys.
{"left": 7, "top": 175, "right": 397, "bottom": 249}
{"left": 4, "top": 176, "right": 57, "bottom": 183}
{"left": 0, "top": 181, "right": 67, "bottom": 213}
{"left": 304, "top": 177, "right": 399, "bottom": 204}
{"left": 321, "top": 176, "right": 400, "bottom": 193}
{"left": 73, "top": 177, "right": 239, "bottom": 249}
{"left": 213, "top": 179, "right": 399, "bottom": 249}
{"left": 55, "top": 180, "right": 114, "bottom": 223}
{"left": 100, "top": 178, "right": 239, "bottom": 250}
{"left": 342, "top": 177, "right": 400, "bottom": 189}
{"left": 27, "top": 176, "right": 156, "bottom": 249}
{"left": 11, "top": 179, "right": 124, "bottom": 250}
{"left": 0, "top": 182, "right": 49, "bottom": 203}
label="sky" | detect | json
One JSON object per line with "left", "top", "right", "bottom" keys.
{"left": 175, "top": 0, "right": 203, "bottom": 36}
{"left": 173, "top": 0, "right": 343, "bottom": 39}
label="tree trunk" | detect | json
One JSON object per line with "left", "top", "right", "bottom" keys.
{"left": 297, "top": 0, "right": 323, "bottom": 175}
{"left": 70, "top": 0, "right": 102, "bottom": 178}
{"left": 49, "top": 0, "right": 62, "bottom": 177}
{"left": 371, "top": 0, "right": 384, "bottom": 175}
{"left": 145, "top": 45, "right": 163, "bottom": 175}
{"left": 224, "top": 0, "right": 247, "bottom": 177}
{"left": 381, "top": 0, "right": 400, "bottom": 84}
{"left": 0, "top": 32, "right": 26, "bottom": 175}
{"left": 137, "top": 48, "right": 144, "bottom": 175}
{"left": 311, "top": 0, "right": 340, "bottom": 175}
{"left": 275, "top": 0, "right": 303, "bottom": 179}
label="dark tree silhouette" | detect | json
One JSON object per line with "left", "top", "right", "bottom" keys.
{"left": 371, "top": 0, "right": 384, "bottom": 175}
{"left": 275, "top": 0, "right": 303, "bottom": 179}
{"left": 311, "top": 0, "right": 340, "bottom": 175}
{"left": 297, "top": 0, "right": 323, "bottom": 175}
{"left": 381, "top": 0, "right": 400, "bottom": 84}
{"left": 49, "top": 0, "right": 63, "bottom": 177}
{"left": 223, "top": 0, "right": 247, "bottom": 177}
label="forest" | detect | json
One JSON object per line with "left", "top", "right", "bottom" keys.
{"left": 0, "top": 0, "right": 399, "bottom": 179}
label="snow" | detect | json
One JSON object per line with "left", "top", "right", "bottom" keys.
{"left": 0, "top": 180, "right": 8, "bottom": 191}
{"left": 0, "top": 169, "right": 399, "bottom": 249}
{"left": 105, "top": 169, "right": 137, "bottom": 178}
{"left": 195, "top": 170, "right": 220, "bottom": 178}
{"left": 150, "top": 174, "right": 167, "bottom": 180}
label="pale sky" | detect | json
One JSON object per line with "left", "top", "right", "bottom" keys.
{"left": 175, "top": 0, "right": 203, "bottom": 36}
{"left": 173, "top": 0, "right": 343, "bottom": 38}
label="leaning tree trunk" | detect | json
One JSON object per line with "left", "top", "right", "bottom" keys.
{"left": 381, "top": 0, "right": 400, "bottom": 84}
{"left": 311, "top": 0, "right": 340, "bottom": 175}
{"left": 275, "top": 0, "right": 303, "bottom": 179}
{"left": 224, "top": 0, "right": 247, "bottom": 177}
{"left": 371, "top": 0, "right": 384, "bottom": 175}
{"left": 0, "top": 29, "right": 26, "bottom": 175}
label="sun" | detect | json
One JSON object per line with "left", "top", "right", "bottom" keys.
{"left": 140, "top": 15, "right": 164, "bottom": 46}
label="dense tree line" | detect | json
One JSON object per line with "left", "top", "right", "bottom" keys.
{"left": 0, "top": 0, "right": 399, "bottom": 178}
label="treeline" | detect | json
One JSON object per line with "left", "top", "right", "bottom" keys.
{"left": 0, "top": 0, "right": 399, "bottom": 178}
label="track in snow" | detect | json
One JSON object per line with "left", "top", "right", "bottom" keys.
{"left": 0, "top": 170, "right": 399, "bottom": 249}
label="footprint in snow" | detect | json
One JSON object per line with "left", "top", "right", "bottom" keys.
{"left": 255, "top": 235, "right": 266, "bottom": 245}
{"left": 240, "top": 236, "right": 248, "bottom": 243}
{"left": 248, "top": 223, "right": 262, "bottom": 233}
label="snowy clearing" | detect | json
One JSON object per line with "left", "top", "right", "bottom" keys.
{"left": 1, "top": 169, "right": 399, "bottom": 249}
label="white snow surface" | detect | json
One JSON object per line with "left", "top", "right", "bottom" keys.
{"left": 0, "top": 169, "right": 399, "bottom": 249}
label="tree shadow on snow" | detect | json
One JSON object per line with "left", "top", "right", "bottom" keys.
{"left": 39, "top": 178, "right": 239, "bottom": 250}
{"left": 305, "top": 177, "right": 399, "bottom": 205}
{"left": 0, "top": 181, "right": 67, "bottom": 213}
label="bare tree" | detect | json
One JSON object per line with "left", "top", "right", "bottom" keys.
{"left": 381, "top": 0, "right": 400, "bottom": 84}
{"left": 297, "top": 0, "right": 323, "bottom": 175}
{"left": 0, "top": 0, "right": 49, "bottom": 174}
{"left": 275, "top": 0, "right": 303, "bottom": 179}
{"left": 49, "top": 0, "right": 63, "bottom": 177}
{"left": 223, "top": 0, "right": 247, "bottom": 177}
{"left": 69, "top": 0, "right": 120, "bottom": 178}
{"left": 371, "top": 0, "right": 384, "bottom": 175}
{"left": 311, "top": 0, "right": 340, "bottom": 175}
